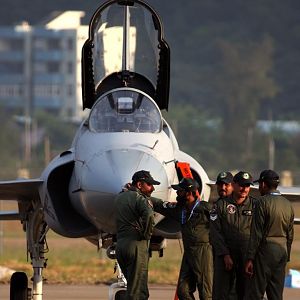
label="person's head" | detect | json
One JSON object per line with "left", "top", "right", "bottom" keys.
{"left": 171, "top": 178, "right": 199, "bottom": 205}
{"left": 132, "top": 170, "right": 160, "bottom": 197}
{"left": 232, "top": 171, "right": 253, "bottom": 203}
{"left": 254, "top": 169, "right": 280, "bottom": 196}
{"left": 216, "top": 171, "right": 234, "bottom": 198}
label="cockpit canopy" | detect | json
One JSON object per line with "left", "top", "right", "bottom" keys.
{"left": 82, "top": 0, "right": 170, "bottom": 110}
{"left": 89, "top": 88, "right": 162, "bottom": 133}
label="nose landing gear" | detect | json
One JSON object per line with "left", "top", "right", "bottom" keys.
{"left": 108, "top": 261, "right": 127, "bottom": 300}
{"left": 10, "top": 272, "right": 31, "bottom": 300}
{"left": 9, "top": 206, "right": 48, "bottom": 300}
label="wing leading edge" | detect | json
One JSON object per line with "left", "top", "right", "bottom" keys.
{"left": 0, "top": 179, "right": 43, "bottom": 221}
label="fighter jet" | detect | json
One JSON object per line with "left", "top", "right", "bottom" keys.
{"left": 1, "top": 1, "right": 299, "bottom": 300}
{"left": 0, "top": 1, "right": 211, "bottom": 299}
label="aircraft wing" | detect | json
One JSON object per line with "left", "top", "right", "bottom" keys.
{"left": 277, "top": 186, "right": 300, "bottom": 202}
{"left": 277, "top": 186, "right": 300, "bottom": 225}
{"left": 0, "top": 179, "right": 43, "bottom": 221}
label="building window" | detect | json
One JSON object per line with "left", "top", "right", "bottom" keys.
{"left": 34, "top": 85, "right": 60, "bottom": 97}
{"left": 0, "top": 62, "right": 23, "bottom": 73}
{"left": 67, "top": 38, "right": 73, "bottom": 50}
{"left": 67, "top": 84, "right": 73, "bottom": 96}
{"left": 0, "top": 84, "right": 22, "bottom": 97}
{"left": 34, "top": 62, "right": 47, "bottom": 74}
{"left": 48, "top": 38, "right": 61, "bottom": 50}
{"left": 67, "top": 62, "right": 73, "bottom": 74}
{"left": 47, "top": 62, "right": 60, "bottom": 73}
{"left": 34, "top": 62, "right": 60, "bottom": 74}
{"left": 0, "top": 38, "right": 24, "bottom": 51}
{"left": 0, "top": 40, "right": 11, "bottom": 52}
{"left": 34, "top": 38, "right": 47, "bottom": 50}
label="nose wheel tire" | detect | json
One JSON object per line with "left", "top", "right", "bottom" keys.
{"left": 115, "top": 290, "right": 126, "bottom": 300}
{"left": 10, "top": 272, "right": 31, "bottom": 300}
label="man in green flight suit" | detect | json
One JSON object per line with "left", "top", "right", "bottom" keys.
{"left": 210, "top": 171, "right": 256, "bottom": 300}
{"left": 115, "top": 170, "right": 160, "bottom": 300}
{"left": 215, "top": 171, "right": 234, "bottom": 201}
{"left": 244, "top": 169, "right": 294, "bottom": 300}
{"left": 213, "top": 171, "right": 236, "bottom": 300}
{"left": 151, "top": 177, "right": 213, "bottom": 300}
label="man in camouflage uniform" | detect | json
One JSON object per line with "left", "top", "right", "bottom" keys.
{"left": 210, "top": 171, "right": 256, "bottom": 300}
{"left": 151, "top": 178, "right": 213, "bottom": 300}
{"left": 115, "top": 170, "right": 160, "bottom": 300}
{"left": 244, "top": 169, "right": 294, "bottom": 300}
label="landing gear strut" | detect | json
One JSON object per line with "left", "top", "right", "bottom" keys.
{"left": 10, "top": 206, "right": 48, "bottom": 300}
{"left": 108, "top": 261, "right": 127, "bottom": 300}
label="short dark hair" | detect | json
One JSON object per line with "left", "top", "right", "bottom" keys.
{"left": 263, "top": 180, "right": 279, "bottom": 190}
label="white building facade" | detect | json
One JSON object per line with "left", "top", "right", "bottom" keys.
{"left": 0, "top": 11, "right": 88, "bottom": 120}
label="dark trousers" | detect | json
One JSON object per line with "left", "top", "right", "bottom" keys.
{"left": 244, "top": 243, "right": 287, "bottom": 300}
{"left": 116, "top": 238, "right": 150, "bottom": 300}
{"left": 212, "top": 252, "right": 247, "bottom": 300}
{"left": 177, "top": 243, "right": 213, "bottom": 300}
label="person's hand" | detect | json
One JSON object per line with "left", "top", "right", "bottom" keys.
{"left": 245, "top": 259, "right": 254, "bottom": 278}
{"left": 122, "top": 183, "right": 131, "bottom": 191}
{"left": 223, "top": 254, "right": 233, "bottom": 271}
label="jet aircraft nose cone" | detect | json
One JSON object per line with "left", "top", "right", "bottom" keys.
{"left": 70, "top": 148, "right": 170, "bottom": 232}
{"left": 80, "top": 148, "right": 167, "bottom": 195}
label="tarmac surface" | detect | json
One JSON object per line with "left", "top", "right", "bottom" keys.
{"left": 0, "top": 283, "right": 300, "bottom": 299}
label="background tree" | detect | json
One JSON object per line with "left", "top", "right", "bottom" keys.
{"left": 211, "top": 36, "right": 278, "bottom": 168}
{"left": 164, "top": 104, "right": 221, "bottom": 178}
{"left": 0, "top": 107, "right": 23, "bottom": 179}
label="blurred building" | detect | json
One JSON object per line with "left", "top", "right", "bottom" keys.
{"left": 0, "top": 11, "right": 88, "bottom": 121}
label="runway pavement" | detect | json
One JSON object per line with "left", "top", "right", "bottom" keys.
{"left": 2, "top": 284, "right": 174, "bottom": 299}
{"left": 0, "top": 283, "right": 299, "bottom": 299}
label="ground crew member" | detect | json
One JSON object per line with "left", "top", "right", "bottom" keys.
{"left": 216, "top": 171, "right": 234, "bottom": 200}
{"left": 244, "top": 169, "right": 294, "bottom": 300}
{"left": 151, "top": 178, "right": 213, "bottom": 300}
{"left": 210, "top": 171, "right": 256, "bottom": 300}
{"left": 115, "top": 170, "right": 160, "bottom": 300}
{"left": 212, "top": 171, "right": 236, "bottom": 300}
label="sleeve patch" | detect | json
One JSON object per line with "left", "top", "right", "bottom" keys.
{"left": 163, "top": 201, "right": 177, "bottom": 209}
{"left": 209, "top": 214, "right": 218, "bottom": 221}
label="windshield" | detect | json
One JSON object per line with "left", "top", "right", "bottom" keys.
{"left": 92, "top": 2, "right": 159, "bottom": 89}
{"left": 89, "top": 89, "right": 162, "bottom": 133}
